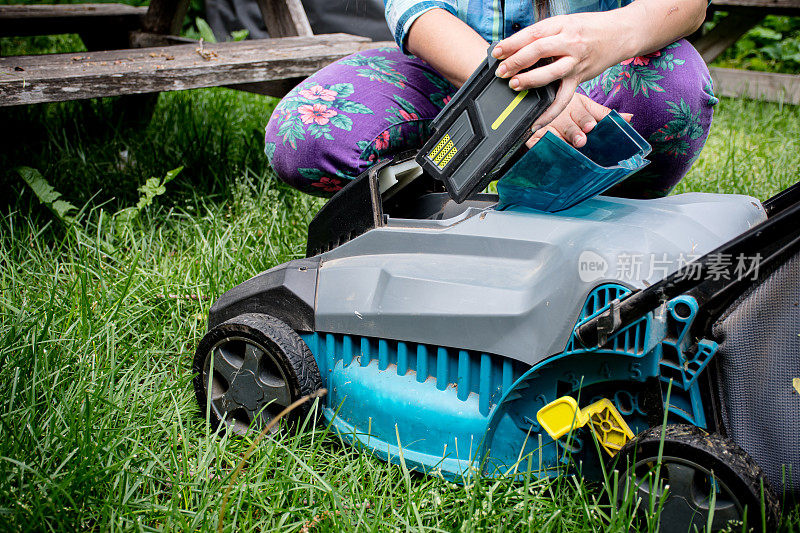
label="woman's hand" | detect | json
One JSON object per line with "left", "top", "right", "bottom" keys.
{"left": 492, "top": 0, "right": 706, "bottom": 128}
{"left": 526, "top": 93, "right": 632, "bottom": 149}
{"left": 493, "top": 11, "right": 632, "bottom": 129}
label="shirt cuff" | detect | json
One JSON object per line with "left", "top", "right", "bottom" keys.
{"left": 385, "top": 0, "right": 457, "bottom": 54}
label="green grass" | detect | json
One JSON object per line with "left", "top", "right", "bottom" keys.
{"left": 676, "top": 96, "right": 800, "bottom": 198}
{"left": 0, "top": 89, "right": 618, "bottom": 532}
{"left": 2, "top": 56, "right": 800, "bottom": 532}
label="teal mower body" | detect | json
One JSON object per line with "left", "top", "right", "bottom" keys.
{"left": 195, "top": 46, "right": 800, "bottom": 528}
{"left": 195, "top": 154, "right": 800, "bottom": 530}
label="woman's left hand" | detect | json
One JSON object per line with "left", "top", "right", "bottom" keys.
{"left": 525, "top": 92, "right": 633, "bottom": 149}
{"left": 492, "top": 11, "right": 630, "bottom": 129}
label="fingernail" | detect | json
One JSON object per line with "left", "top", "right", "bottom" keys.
{"left": 582, "top": 119, "right": 596, "bottom": 132}
{"left": 573, "top": 134, "right": 585, "bottom": 147}
{"left": 495, "top": 64, "right": 507, "bottom": 78}
{"left": 492, "top": 46, "right": 503, "bottom": 59}
{"left": 621, "top": 112, "right": 634, "bottom": 122}
{"left": 509, "top": 78, "right": 520, "bottom": 90}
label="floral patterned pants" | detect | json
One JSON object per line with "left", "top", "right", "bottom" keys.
{"left": 264, "top": 40, "right": 718, "bottom": 198}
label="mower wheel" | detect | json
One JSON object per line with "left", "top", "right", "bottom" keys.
{"left": 611, "top": 424, "right": 779, "bottom": 532}
{"left": 193, "top": 313, "right": 322, "bottom": 435}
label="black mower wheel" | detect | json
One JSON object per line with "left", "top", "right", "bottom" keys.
{"left": 193, "top": 313, "right": 322, "bottom": 435}
{"left": 611, "top": 424, "right": 780, "bottom": 532}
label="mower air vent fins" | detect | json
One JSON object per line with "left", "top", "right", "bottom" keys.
{"left": 564, "top": 284, "right": 649, "bottom": 357}
{"left": 301, "top": 332, "right": 526, "bottom": 416}
{"left": 580, "top": 284, "right": 631, "bottom": 317}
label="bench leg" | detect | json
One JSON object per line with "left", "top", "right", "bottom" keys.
{"left": 112, "top": 93, "right": 160, "bottom": 129}
{"left": 144, "top": 0, "right": 191, "bottom": 35}
{"left": 78, "top": 32, "right": 129, "bottom": 51}
{"left": 77, "top": 1, "right": 192, "bottom": 128}
{"left": 73, "top": 31, "right": 157, "bottom": 129}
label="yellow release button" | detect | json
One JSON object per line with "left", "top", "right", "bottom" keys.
{"left": 536, "top": 396, "right": 585, "bottom": 439}
{"left": 537, "top": 396, "right": 635, "bottom": 456}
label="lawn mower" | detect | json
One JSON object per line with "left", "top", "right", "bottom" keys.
{"left": 193, "top": 46, "right": 800, "bottom": 531}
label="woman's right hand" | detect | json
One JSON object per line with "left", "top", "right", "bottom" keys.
{"left": 493, "top": 0, "right": 705, "bottom": 130}
{"left": 492, "top": 11, "right": 632, "bottom": 130}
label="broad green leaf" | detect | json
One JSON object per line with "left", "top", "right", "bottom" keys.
{"left": 162, "top": 166, "right": 183, "bottom": 185}
{"left": 17, "top": 166, "right": 77, "bottom": 224}
{"left": 750, "top": 27, "right": 782, "bottom": 41}
{"left": 17, "top": 166, "right": 61, "bottom": 204}
{"left": 135, "top": 167, "right": 182, "bottom": 210}
{"left": 195, "top": 17, "right": 217, "bottom": 43}
{"left": 230, "top": 29, "right": 249, "bottom": 42}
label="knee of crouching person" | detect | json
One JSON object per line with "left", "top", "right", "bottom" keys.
{"left": 262, "top": 108, "right": 342, "bottom": 196}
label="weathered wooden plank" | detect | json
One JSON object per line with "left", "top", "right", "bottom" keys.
{"left": 226, "top": 40, "right": 396, "bottom": 97}
{"left": 143, "top": 0, "right": 190, "bottom": 35}
{"left": 711, "top": 0, "right": 800, "bottom": 7}
{"left": 0, "top": 3, "right": 145, "bottom": 20}
{"left": 0, "top": 34, "right": 375, "bottom": 106}
{"left": 710, "top": 0, "right": 800, "bottom": 15}
{"left": 710, "top": 67, "right": 800, "bottom": 105}
{"left": 255, "top": 0, "right": 313, "bottom": 37}
{"left": 691, "top": 9, "right": 764, "bottom": 63}
{"left": 0, "top": 3, "right": 146, "bottom": 37}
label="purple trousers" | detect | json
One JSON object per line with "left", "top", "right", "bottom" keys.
{"left": 265, "top": 40, "right": 717, "bottom": 198}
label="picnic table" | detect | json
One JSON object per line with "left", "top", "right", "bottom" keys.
{"left": 692, "top": 0, "right": 800, "bottom": 104}
{"left": 0, "top": 0, "right": 392, "bottom": 106}
{"left": 0, "top": 0, "right": 797, "bottom": 107}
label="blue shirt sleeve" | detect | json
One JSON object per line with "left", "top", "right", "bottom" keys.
{"left": 384, "top": 0, "right": 458, "bottom": 53}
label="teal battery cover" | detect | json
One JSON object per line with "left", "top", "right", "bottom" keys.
{"left": 496, "top": 110, "right": 652, "bottom": 212}
{"left": 416, "top": 43, "right": 558, "bottom": 203}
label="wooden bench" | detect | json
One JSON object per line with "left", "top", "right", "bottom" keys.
{"left": 691, "top": 0, "right": 800, "bottom": 104}
{"left": 0, "top": 3, "right": 147, "bottom": 37}
{"left": 0, "top": 34, "right": 386, "bottom": 106}
{"left": 2, "top": 1, "right": 797, "bottom": 107}
{"left": 0, "top": 0, "right": 391, "bottom": 108}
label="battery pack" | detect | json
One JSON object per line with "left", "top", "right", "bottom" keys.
{"left": 416, "top": 43, "right": 557, "bottom": 203}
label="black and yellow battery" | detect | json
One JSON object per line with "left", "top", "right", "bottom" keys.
{"left": 416, "top": 43, "right": 557, "bottom": 203}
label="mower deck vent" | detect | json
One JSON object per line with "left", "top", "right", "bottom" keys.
{"left": 302, "top": 332, "right": 527, "bottom": 416}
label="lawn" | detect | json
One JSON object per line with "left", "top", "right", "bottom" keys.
{"left": 2, "top": 39, "right": 800, "bottom": 533}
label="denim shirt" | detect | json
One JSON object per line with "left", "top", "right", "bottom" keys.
{"left": 384, "top": 0, "right": 632, "bottom": 52}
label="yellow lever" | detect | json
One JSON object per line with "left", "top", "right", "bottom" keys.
{"left": 536, "top": 396, "right": 634, "bottom": 456}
